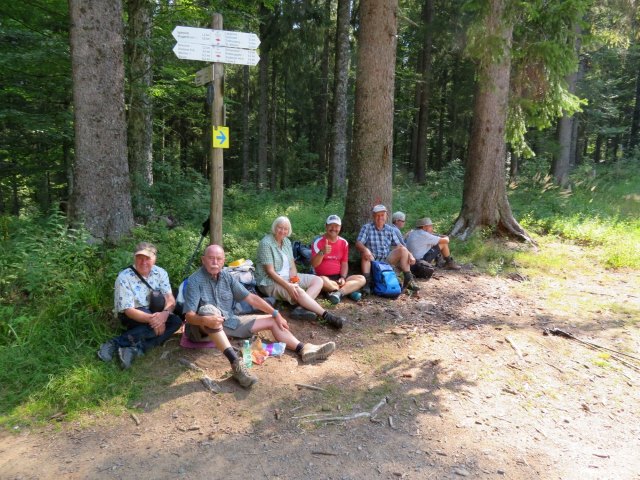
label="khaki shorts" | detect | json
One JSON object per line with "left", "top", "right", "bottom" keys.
{"left": 185, "top": 315, "right": 256, "bottom": 341}
{"left": 258, "top": 273, "right": 316, "bottom": 304}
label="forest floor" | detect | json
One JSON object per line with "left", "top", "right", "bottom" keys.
{"left": 1, "top": 243, "right": 640, "bottom": 480}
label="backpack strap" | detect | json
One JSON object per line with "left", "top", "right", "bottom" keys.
{"left": 129, "top": 265, "right": 154, "bottom": 291}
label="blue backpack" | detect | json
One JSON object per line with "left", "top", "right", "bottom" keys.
{"left": 371, "top": 261, "right": 401, "bottom": 299}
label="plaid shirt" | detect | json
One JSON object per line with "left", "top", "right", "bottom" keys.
{"left": 356, "top": 222, "right": 404, "bottom": 261}
{"left": 114, "top": 265, "right": 171, "bottom": 313}
{"left": 183, "top": 266, "right": 249, "bottom": 330}
{"left": 255, "top": 233, "right": 294, "bottom": 286}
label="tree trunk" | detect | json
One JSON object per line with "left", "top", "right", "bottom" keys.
{"left": 68, "top": 0, "right": 133, "bottom": 242}
{"left": 241, "top": 66, "right": 250, "bottom": 186}
{"left": 327, "top": 0, "right": 352, "bottom": 200}
{"left": 551, "top": 22, "right": 581, "bottom": 187}
{"left": 629, "top": 59, "right": 640, "bottom": 151}
{"left": 315, "top": 0, "right": 331, "bottom": 182}
{"left": 413, "top": 0, "right": 434, "bottom": 184}
{"left": 269, "top": 60, "right": 278, "bottom": 190}
{"left": 451, "top": 0, "right": 531, "bottom": 243}
{"left": 257, "top": 49, "right": 269, "bottom": 189}
{"left": 126, "top": 0, "right": 154, "bottom": 197}
{"left": 343, "top": 0, "right": 398, "bottom": 235}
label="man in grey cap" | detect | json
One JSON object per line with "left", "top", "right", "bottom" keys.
{"left": 355, "top": 204, "right": 418, "bottom": 294}
{"left": 406, "top": 218, "right": 461, "bottom": 270}
{"left": 391, "top": 211, "right": 408, "bottom": 246}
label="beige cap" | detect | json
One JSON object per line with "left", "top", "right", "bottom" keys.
{"left": 134, "top": 242, "right": 157, "bottom": 258}
{"left": 415, "top": 217, "right": 433, "bottom": 228}
{"left": 372, "top": 204, "right": 387, "bottom": 213}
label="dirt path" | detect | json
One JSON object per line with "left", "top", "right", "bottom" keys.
{"left": 2, "top": 263, "right": 639, "bottom": 480}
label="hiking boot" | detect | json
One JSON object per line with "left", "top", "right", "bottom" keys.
{"left": 444, "top": 256, "right": 462, "bottom": 270}
{"left": 300, "top": 342, "right": 336, "bottom": 363}
{"left": 362, "top": 283, "right": 371, "bottom": 295}
{"left": 348, "top": 291, "right": 362, "bottom": 302}
{"left": 322, "top": 311, "right": 344, "bottom": 329}
{"left": 118, "top": 346, "right": 142, "bottom": 369}
{"left": 290, "top": 306, "right": 318, "bottom": 321}
{"left": 328, "top": 291, "right": 342, "bottom": 305}
{"left": 231, "top": 359, "right": 258, "bottom": 388}
{"left": 97, "top": 340, "right": 117, "bottom": 362}
{"left": 403, "top": 272, "right": 421, "bottom": 292}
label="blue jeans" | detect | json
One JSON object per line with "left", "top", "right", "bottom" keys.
{"left": 113, "top": 307, "right": 182, "bottom": 353}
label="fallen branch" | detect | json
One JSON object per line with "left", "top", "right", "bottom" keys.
{"left": 295, "top": 383, "right": 326, "bottom": 392}
{"left": 178, "top": 357, "right": 204, "bottom": 373}
{"left": 505, "top": 336, "right": 525, "bottom": 362}
{"left": 201, "top": 376, "right": 221, "bottom": 394}
{"left": 299, "top": 396, "right": 388, "bottom": 424}
{"left": 179, "top": 358, "right": 221, "bottom": 394}
{"left": 130, "top": 413, "right": 140, "bottom": 426}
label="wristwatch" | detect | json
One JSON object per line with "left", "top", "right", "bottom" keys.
{"left": 272, "top": 309, "right": 279, "bottom": 318}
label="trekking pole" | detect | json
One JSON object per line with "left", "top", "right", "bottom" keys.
{"left": 182, "top": 218, "right": 210, "bottom": 280}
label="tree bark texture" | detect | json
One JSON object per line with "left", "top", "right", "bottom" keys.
{"left": 413, "top": 0, "right": 434, "bottom": 183}
{"left": 126, "top": 0, "right": 154, "bottom": 192}
{"left": 241, "top": 65, "right": 250, "bottom": 186}
{"left": 343, "top": 0, "right": 398, "bottom": 236}
{"left": 629, "top": 59, "right": 640, "bottom": 151}
{"left": 328, "top": 0, "right": 352, "bottom": 200}
{"left": 451, "top": 0, "right": 531, "bottom": 243}
{"left": 257, "top": 49, "right": 269, "bottom": 188}
{"left": 69, "top": 0, "right": 133, "bottom": 242}
{"left": 551, "top": 22, "right": 581, "bottom": 187}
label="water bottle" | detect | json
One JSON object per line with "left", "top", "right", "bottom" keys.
{"left": 242, "top": 339, "right": 252, "bottom": 368}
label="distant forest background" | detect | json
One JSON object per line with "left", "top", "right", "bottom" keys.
{"left": 1, "top": 0, "right": 639, "bottom": 239}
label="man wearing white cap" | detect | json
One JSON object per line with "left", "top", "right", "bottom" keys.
{"left": 406, "top": 217, "right": 461, "bottom": 270}
{"left": 311, "top": 215, "right": 367, "bottom": 304}
{"left": 355, "top": 204, "right": 418, "bottom": 294}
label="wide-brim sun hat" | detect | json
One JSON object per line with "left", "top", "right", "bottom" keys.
{"left": 415, "top": 217, "right": 433, "bottom": 228}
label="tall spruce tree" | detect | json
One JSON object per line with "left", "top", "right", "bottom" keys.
{"left": 68, "top": 0, "right": 133, "bottom": 241}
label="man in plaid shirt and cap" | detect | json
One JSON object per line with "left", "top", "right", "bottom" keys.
{"left": 355, "top": 205, "right": 419, "bottom": 294}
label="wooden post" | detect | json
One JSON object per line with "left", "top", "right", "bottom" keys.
{"left": 209, "top": 13, "right": 224, "bottom": 246}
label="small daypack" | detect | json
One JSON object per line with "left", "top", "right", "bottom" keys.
{"left": 411, "top": 259, "right": 435, "bottom": 279}
{"left": 226, "top": 260, "right": 276, "bottom": 314}
{"left": 371, "top": 261, "right": 402, "bottom": 299}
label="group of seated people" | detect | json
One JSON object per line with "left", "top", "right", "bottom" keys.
{"left": 97, "top": 204, "right": 460, "bottom": 388}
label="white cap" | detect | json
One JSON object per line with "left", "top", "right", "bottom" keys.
{"left": 326, "top": 214, "right": 342, "bottom": 225}
{"left": 372, "top": 204, "right": 387, "bottom": 213}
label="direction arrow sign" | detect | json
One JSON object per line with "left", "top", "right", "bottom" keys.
{"left": 172, "top": 26, "right": 260, "bottom": 50}
{"left": 173, "top": 43, "right": 260, "bottom": 66}
{"left": 213, "top": 126, "right": 229, "bottom": 149}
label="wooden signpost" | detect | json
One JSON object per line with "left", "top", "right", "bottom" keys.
{"left": 172, "top": 16, "right": 260, "bottom": 246}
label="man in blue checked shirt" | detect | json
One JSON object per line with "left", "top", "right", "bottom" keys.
{"left": 355, "top": 204, "right": 419, "bottom": 294}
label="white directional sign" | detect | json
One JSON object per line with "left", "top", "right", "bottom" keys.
{"left": 173, "top": 43, "right": 260, "bottom": 66}
{"left": 172, "top": 26, "right": 260, "bottom": 50}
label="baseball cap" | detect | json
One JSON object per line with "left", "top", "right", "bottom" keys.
{"left": 392, "top": 211, "right": 406, "bottom": 222}
{"left": 415, "top": 217, "right": 433, "bottom": 228}
{"left": 134, "top": 242, "right": 157, "bottom": 258}
{"left": 326, "top": 214, "right": 342, "bottom": 225}
{"left": 372, "top": 204, "right": 387, "bottom": 213}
